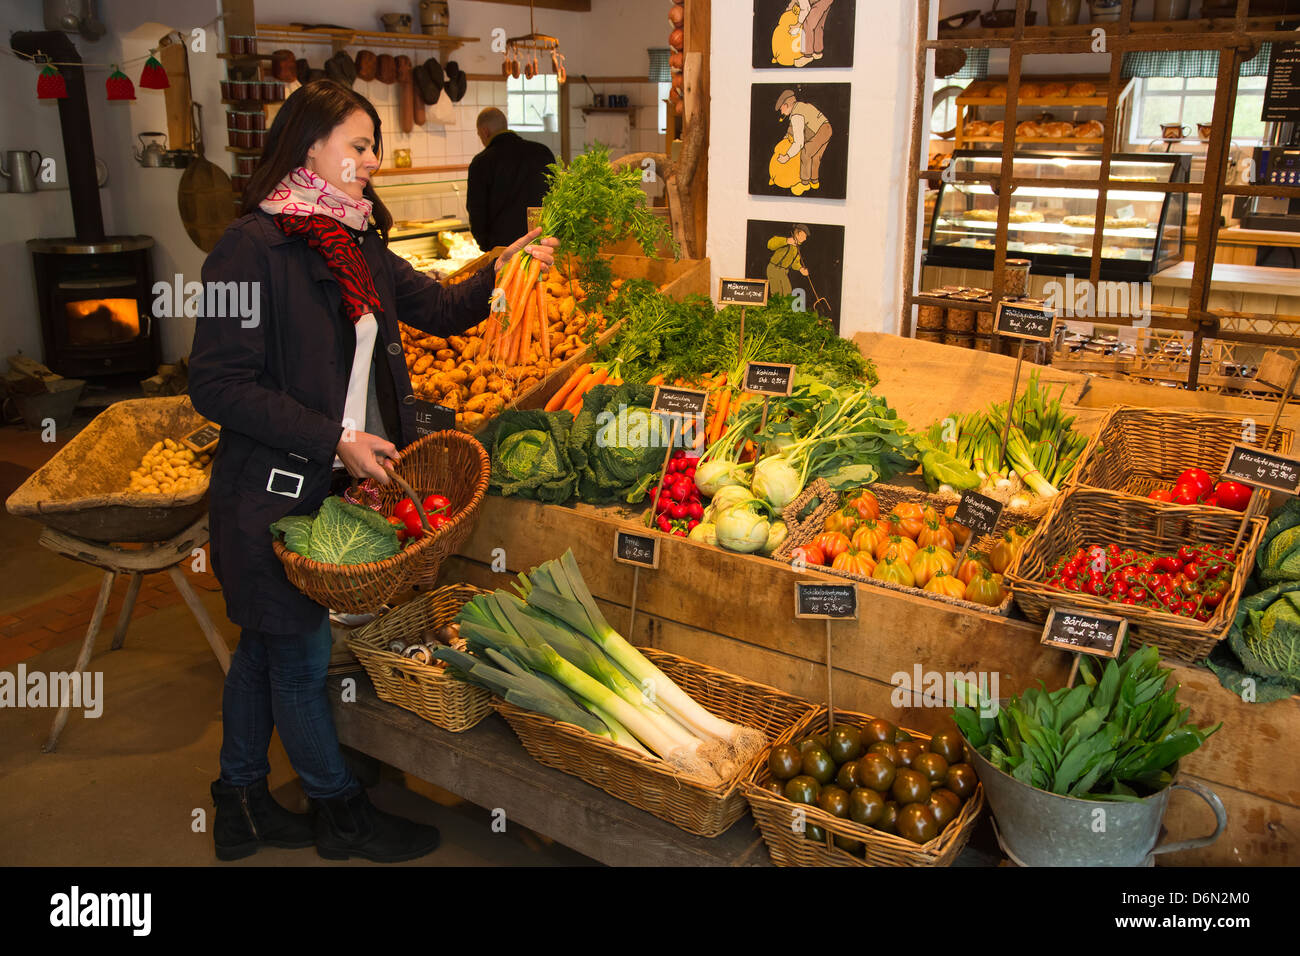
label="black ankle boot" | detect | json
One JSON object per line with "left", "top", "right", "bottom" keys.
{"left": 312, "top": 789, "right": 441, "bottom": 863}
{"left": 210, "top": 778, "right": 315, "bottom": 861}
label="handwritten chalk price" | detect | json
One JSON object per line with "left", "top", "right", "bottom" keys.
{"left": 614, "top": 530, "right": 660, "bottom": 569}
{"left": 794, "top": 582, "right": 858, "bottom": 620}
{"left": 1041, "top": 608, "right": 1127, "bottom": 659}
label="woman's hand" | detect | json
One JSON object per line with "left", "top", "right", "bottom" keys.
{"left": 337, "top": 431, "right": 400, "bottom": 484}
{"left": 496, "top": 227, "right": 561, "bottom": 273}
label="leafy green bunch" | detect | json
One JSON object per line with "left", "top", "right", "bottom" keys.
{"left": 541, "top": 145, "right": 678, "bottom": 302}
{"left": 953, "top": 644, "right": 1220, "bottom": 801}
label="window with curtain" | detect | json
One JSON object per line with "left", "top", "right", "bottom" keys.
{"left": 1124, "top": 44, "right": 1273, "bottom": 145}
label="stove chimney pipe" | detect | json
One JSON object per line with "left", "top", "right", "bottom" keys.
{"left": 10, "top": 30, "right": 106, "bottom": 243}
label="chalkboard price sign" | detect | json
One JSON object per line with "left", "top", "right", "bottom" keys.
{"left": 953, "top": 491, "right": 1004, "bottom": 541}
{"left": 182, "top": 422, "right": 221, "bottom": 454}
{"left": 1262, "top": 41, "right": 1300, "bottom": 123}
{"left": 414, "top": 399, "right": 457, "bottom": 438}
{"left": 743, "top": 361, "right": 796, "bottom": 396}
{"left": 614, "top": 530, "right": 660, "bottom": 569}
{"left": 1222, "top": 443, "right": 1300, "bottom": 495}
{"left": 1041, "top": 608, "right": 1127, "bottom": 659}
{"left": 651, "top": 385, "right": 710, "bottom": 418}
{"left": 794, "top": 582, "right": 859, "bottom": 620}
{"left": 718, "top": 277, "right": 769, "bottom": 308}
{"left": 995, "top": 301, "right": 1056, "bottom": 342}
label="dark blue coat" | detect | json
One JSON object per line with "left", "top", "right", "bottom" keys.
{"left": 189, "top": 211, "right": 493, "bottom": 635}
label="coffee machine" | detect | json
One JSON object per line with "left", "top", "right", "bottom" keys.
{"left": 1234, "top": 123, "right": 1300, "bottom": 233}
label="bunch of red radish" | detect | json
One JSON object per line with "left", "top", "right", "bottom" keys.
{"left": 648, "top": 450, "right": 703, "bottom": 536}
{"left": 1149, "top": 468, "right": 1251, "bottom": 511}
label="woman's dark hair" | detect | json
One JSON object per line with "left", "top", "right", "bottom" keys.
{"left": 240, "top": 79, "right": 392, "bottom": 237}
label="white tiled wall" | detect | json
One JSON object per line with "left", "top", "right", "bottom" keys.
{"left": 568, "top": 81, "right": 666, "bottom": 158}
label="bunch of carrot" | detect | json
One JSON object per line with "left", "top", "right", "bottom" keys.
{"left": 545, "top": 361, "right": 625, "bottom": 416}
{"left": 485, "top": 251, "right": 551, "bottom": 367}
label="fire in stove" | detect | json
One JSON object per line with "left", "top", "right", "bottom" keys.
{"left": 64, "top": 298, "right": 141, "bottom": 346}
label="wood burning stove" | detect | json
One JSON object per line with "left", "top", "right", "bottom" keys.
{"left": 13, "top": 29, "right": 161, "bottom": 379}
{"left": 28, "top": 236, "right": 159, "bottom": 378}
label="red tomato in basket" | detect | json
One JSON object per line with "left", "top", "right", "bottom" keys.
{"left": 1213, "top": 481, "right": 1251, "bottom": 512}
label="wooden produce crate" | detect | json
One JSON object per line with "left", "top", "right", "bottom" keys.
{"left": 1005, "top": 486, "right": 1267, "bottom": 664}
{"left": 1074, "top": 404, "right": 1294, "bottom": 501}
{"left": 5, "top": 396, "right": 209, "bottom": 543}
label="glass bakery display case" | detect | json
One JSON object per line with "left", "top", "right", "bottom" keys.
{"left": 925, "top": 150, "right": 1190, "bottom": 281}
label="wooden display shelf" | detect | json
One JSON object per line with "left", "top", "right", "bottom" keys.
{"left": 373, "top": 164, "right": 470, "bottom": 177}
{"left": 962, "top": 136, "right": 1105, "bottom": 145}
{"left": 217, "top": 52, "right": 275, "bottom": 61}
{"left": 580, "top": 106, "right": 638, "bottom": 127}
{"left": 256, "top": 22, "right": 479, "bottom": 52}
{"left": 938, "top": 15, "right": 1300, "bottom": 41}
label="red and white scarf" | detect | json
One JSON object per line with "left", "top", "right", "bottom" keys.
{"left": 261, "top": 166, "right": 381, "bottom": 446}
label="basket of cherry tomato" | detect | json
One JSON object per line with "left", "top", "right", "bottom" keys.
{"left": 1004, "top": 486, "right": 1267, "bottom": 663}
{"left": 647, "top": 450, "right": 705, "bottom": 537}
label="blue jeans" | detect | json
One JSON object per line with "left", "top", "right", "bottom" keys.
{"left": 219, "top": 619, "right": 361, "bottom": 800}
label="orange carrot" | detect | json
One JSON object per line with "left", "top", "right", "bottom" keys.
{"left": 709, "top": 388, "right": 731, "bottom": 443}
{"left": 537, "top": 283, "right": 550, "bottom": 359}
{"left": 547, "top": 363, "right": 591, "bottom": 411}
{"left": 647, "top": 373, "right": 664, "bottom": 386}
{"left": 564, "top": 367, "right": 608, "bottom": 413}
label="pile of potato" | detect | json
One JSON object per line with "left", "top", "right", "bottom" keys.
{"left": 400, "top": 270, "right": 616, "bottom": 432}
{"left": 128, "top": 439, "right": 210, "bottom": 495}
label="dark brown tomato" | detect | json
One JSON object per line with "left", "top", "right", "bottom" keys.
{"left": 866, "top": 741, "right": 899, "bottom": 765}
{"left": 875, "top": 801, "right": 900, "bottom": 834}
{"left": 805, "top": 823, "right": 826, "bottom": 843}
{"left": 784, "top": 775, "right": 821, "bottom": 805}
{"left": 762, "top": 778, "right": 785, "bottom": 796}
{"left": 817, "top": 785, "right": 850, "bottom": 818}
{"left": 928, "top": 788, "right": 962, "bottom": 829}
{"left": 945, "top": 763, "right": 979, "bottom": 801}
{"left": 928, "top": 729, "right": 967, "bottom": 765}
{"left": 896, "top": 739, "right": 927, "bottom": 768}
{"left": 827, "top": 724, "right": 865, "bottom": 764}
{"left": 913, "top": 752, "right": 950, "bottom": 786}
{"left": 891, "top": 768, "right": 932, "bottom": 806}
{"left": 802, "top": 746, "right": 836, "bottom": 785}
{"left": 768, "top": 744, "right": 803, "bottom": 781}
{"left": 862, "top": 718, "right": 898, "bottom": 746}
{"left": 833, "top": 834, "right": 862, "bottom": 854}
{"left": 848, "top": 787, "right": 885, "bottom": 826}
{"left": 856, "top": 753, "right": 897, "bottom": 792}
{"left": 896, "top": 802, "right": 939, "bottom": 844}
{"left": 835, "top": 760, "right": 861, "bottom": 790}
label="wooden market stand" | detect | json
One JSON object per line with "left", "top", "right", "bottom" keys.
{"left": 389, "top": 335, "right": 1294, "bottom": 867}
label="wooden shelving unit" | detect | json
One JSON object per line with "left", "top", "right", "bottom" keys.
{"left": 951, "top": 75, "right": 1134, "bottom": 149}
{"left": 255, "top": 23, "right": 479, "bottom": 54}
{"left": 903, "top": 0, "right": 1300, "bottom": 389}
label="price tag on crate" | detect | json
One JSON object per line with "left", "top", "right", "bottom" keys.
{"left": 1254, "top": 352, "right": 1298, "bottom": 392}
{"left": 1040, "top": 608, "right": 1127, "bottom": 659}
{"left": 794, "top": 582, "right": 859, "bottom": 620}
{"left": 1222, "top": 442, "right": 1300, "bottom": 495}
{"left": 953, "top": 491, "right": 1004, "bottom": 542}
{"left": 651, "top": 385, "right": 709, "bottom": 418}
{"left": 613, "top": 530, "right": 660, "bottom": 569}
{"left": 181, "top": 422, "right": 221, "bottom": 454}
{"left": 717, "top": 277, "right": 769, "bottom": 308}
{"left": 414, "top": 399, "right": 457, "bottom": 437}
{"left": 995, "top": 300, "right": 1056, "bottom": 341}
{"left": 743, "top": 361, "right": 796, "bottom": 397}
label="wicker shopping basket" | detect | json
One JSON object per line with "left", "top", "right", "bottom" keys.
{"left": 272, "top": 430, "right": 489, "bottom": 614}
{"left": 348, "top": 584, "right": 493, "bottom": 732}
{"left": 1004, "top": 486, "right": 1267, "bottom": 663}
{"left": 743, "top": 707, "right": 985, "bottom": 867}
{"left": 375, "top": 430, "right": 490, "bottom": 588}
{"left": 494, "top": 648, "right": 819, "bottom": 837}
{"left": 1073, "top": 405, "right": 1294, "bottom": 500}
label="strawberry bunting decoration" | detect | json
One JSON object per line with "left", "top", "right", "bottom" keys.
{"left": 106, "top": 65, "right": 135, "bottom": 100}
{"left": 138, "top": 55, "right": 169, "bottom": 90}
{"left": 37, "top": 63, "right": 67, "bottom": 99}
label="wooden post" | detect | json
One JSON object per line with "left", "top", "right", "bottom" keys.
{"left": 998, "top": 340, "right": 1027, "bottom": 469}
{"left": 109, "top": 572, "right": 143, "bottom": 651}
{"left": 825, "top": 620, "right": 835, "bottom": 731}
{"left": 43, "top": 571, "right": 115, "bottom": 753}
{"left": 737, "top": 306, "right": 746, "bottom": 363}
{"left": 760, "top": 395, "right": 770, "bottom": 434}
{"left": 682, "top": 0, "right": 710, "bottom": 258}
{"left": 628, "top": 566, "right": 641, "bottom": 640}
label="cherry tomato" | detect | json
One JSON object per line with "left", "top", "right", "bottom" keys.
{"left": 1202, "top": 494, "right": 1219, "bottom": 508}
{"left": 429, "top": 514, "right": 451, "bottom": 531}
{"left": 393, "top": 499, "right": 419, "bottom": 524}
{"left": 387, "top": 516, "right": 408, "bottom": 542}
{"left": 1180, "top": 600, "right": 1198, "bottom": 617}
{"left": 1149, "top": 489, "right": 1174, "bottom": 501}
{"left": 422, "top": 493, "right": 451, "bottom": 515}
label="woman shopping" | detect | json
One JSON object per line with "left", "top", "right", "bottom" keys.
{"left": 189, "top": 80, "right": 556, "bottom": 863}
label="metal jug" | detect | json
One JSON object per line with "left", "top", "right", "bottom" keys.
{"left": 0, "top": 150, "right": 42, "bottom": 193}
{"left": 134, "top": 132, "right": 167, "bottom": 168}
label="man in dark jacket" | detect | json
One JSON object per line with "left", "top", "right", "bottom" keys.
{"left": 467, "top": 108, "right": 555, "bottom": 251}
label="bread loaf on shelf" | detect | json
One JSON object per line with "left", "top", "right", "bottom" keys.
{"left": 1068, "top": 81, "right": 1098, "bottom": 97}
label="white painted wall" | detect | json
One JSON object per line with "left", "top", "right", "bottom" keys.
{"left": 706, "top": 0, "right": 918, "bottom": 336}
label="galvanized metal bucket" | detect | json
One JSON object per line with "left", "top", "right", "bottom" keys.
{"left": 966, "top": 743, "right": 1226, "bottom": 866}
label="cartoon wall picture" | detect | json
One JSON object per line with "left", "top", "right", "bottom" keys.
{"left": 745, "top": 218, "right": 845, "bottom": 330}
{"left": 754, "top": 0, "right": 855, "bottom": 70}
{"left": 749, "top": 83, "right": 850, "bottom": 200}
